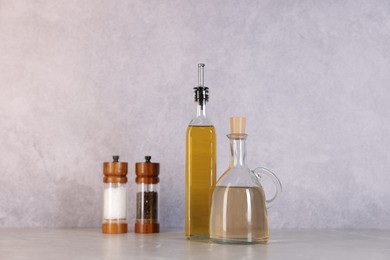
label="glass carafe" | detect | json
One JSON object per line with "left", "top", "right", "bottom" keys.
{"left": 209, "top": 117, "right": 282, "bottom": 244}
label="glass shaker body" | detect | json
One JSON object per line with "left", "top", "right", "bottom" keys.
{"left": 135, "top": 156, "right": 160, "bottom": 233}
{"left": 103, "top": 183, "right": 127, "bottom": 225}
{"left": 102, "top": 156, "right": 128, "bottom": 234}
{"left": 136, "top": 183, "right": 159, "bottom": 226}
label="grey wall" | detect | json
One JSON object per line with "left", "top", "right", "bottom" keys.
{"left": 1, "top": 0, "right": 390, "bottom": 229}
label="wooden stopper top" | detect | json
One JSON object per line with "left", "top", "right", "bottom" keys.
{"left": 103, "top": 156, "right": 128, "bottom": 183}
{"left": 230, "top": 116, "right": 246, "bottom": 134}
{"left": 135, "top": 156, "right": 159, "bottom": 184}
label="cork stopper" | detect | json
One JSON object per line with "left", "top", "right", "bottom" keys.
{"left": 135, "top": 156, "right": 160, "bottom": 184}
{"left": 103, "top": 155, "right": 128, "bottom": 183}
{"left": 230, "top": 116, "right": 246, "bottom": 134}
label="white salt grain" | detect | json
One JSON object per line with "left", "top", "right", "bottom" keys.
{"left": 104, "top": 186, "right": 127, "bottom": 220}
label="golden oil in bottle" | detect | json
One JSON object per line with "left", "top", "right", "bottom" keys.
{"left": 186, "top": 125, "right": 216, "bottom": 238}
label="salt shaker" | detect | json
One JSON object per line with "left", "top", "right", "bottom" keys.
{"left": 102, "top": 155, "right": 128, "bottom": 234}
{"left": 135, "top": 156, "right": 160, "bottom": 233}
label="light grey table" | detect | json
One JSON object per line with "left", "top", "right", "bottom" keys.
{"left": 0, "top": 229, "right": 389, "bottom": 259}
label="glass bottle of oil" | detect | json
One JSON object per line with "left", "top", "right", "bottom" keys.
{"left": 185, "top": 63, "right": 216, "bottom": 239}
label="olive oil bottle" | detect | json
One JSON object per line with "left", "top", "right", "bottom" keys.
{"left": 185, "top": 64, "right": 216, "bottom": 239}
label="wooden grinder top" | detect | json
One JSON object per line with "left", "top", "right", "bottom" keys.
{"left": 103, "top": 156, "right": 128, "bottom": 183}
{"left": 135, "top": 156, "right": 159, "bottom": 184}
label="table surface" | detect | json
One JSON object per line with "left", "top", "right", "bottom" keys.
{"left": 0, "top": 229, "right": 389, "bottom": 259}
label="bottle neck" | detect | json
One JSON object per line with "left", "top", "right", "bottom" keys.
{"left": 229, "top": 135, "right": 248, "bottom": 167}
{"left": 195, "top": 102, "right": 207, "bottom": 118}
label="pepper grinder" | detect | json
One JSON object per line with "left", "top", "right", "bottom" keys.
{"left": 135, "top": 156, "right": 160, "bottom": 233}
{"left": 102, "top": 155, "right": 128, "bottom": 234}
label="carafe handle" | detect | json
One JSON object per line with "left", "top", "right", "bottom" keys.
{"left": 252, "top": 167, "right": 282, "bottom": 209}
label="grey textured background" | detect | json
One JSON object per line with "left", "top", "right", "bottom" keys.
{"left": 1, "top": 0, "right": 390, "bottom": 229}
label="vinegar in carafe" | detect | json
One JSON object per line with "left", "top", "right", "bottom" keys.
{"left": 209, "top": 186, "right": 268, "bottom": 244}
{"left": 209, "top": 116, "right": 282, "bottom": 244}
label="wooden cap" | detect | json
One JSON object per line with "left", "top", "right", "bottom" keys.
{"left": 103, "top": 156, "right": 128, "bottom": 183}
{"left": 230, "top": 116, "right": 246, "bottom": 134}
{"left": 135, "top": 156, "right": 159, "bottom": 184}
{"left": 102, "top": 223, "right": 128, "bottom": 234}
